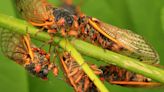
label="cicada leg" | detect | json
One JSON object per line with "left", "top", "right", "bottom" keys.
{"left": 84, "top": 76, "right": 90, "bottom": 92}
{"left": 74, "top": 71, "right": 84, "bottom": 83}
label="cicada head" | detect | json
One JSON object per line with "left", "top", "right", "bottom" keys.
{"left": 25, "top": 47, "right": 58, "bottom": 80}
{"left": 53, "top": 8, "right": 74, "bottom": 27}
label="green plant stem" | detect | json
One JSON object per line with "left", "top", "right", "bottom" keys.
{"left": 0, "top": 14, "right": 109, "bottom": 92}
{"left": 0, "top": 14, "right": 164, "bottom": 84}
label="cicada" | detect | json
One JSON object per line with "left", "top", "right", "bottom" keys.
{"left": 76, "top": 16, "right": 160, "bottom": 64}
{"left": 58, "top": 0, "right": 160, "bottom": 64}
{"left": 0, "top": 28, "right": 58, "bottom": 80}
{"left": 59, "top": 52, "right": 102, "bottom": 92}
{"left": 99, "top": 65, "right": 162, "bottom": 87}
{"left": 15, "top": 0, "right": 79, "bottom": 36}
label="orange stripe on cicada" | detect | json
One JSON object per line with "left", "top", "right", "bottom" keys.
{"left": 0, "top": 28, "right": 58, "bottom": 80}
{"left": 99, "top": 65, "right": 162, "bottom": 87}
{"left": 59, "top": 52, "right": 102, "bottom": 92}
{"left": 77, "top": 16, "right": 159, "bottom": 64}
{"left": 16, "top": 0, "right": 79, "bottom": 36}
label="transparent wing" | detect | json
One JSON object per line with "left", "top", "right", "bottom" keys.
{"left": 0, "top": 28, "right": 28, "bottom": 65}
{"left": 90, "top": 18, "right": 159, "bottom": 64}
{"left": 99, "top": 65, "right": 162, "bottom": 88}
{"left": 15, "top": 0, "right": 53, "bottom": 24}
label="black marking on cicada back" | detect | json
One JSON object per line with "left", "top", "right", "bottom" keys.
{"left": 25, "top": 63, "right": 49, "bottom": 79}
{"left": 60, "top": 3, "right": 77, "bottom": 15}
{"left": 53, "top": 8, "right": 74, "bottom": 27}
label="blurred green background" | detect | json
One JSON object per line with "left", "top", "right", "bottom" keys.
{"left": 0, "top": 0, "right": 164, "bottom": 92}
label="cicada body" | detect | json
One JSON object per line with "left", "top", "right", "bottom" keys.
{"left": 59, "top": 52, "right": 102, "bottom": 92}
{"left": 0, "top": 28, "right": 58, "bottom": 80}
{"left": 99, "top": 65, "right": 162, "bottom": 87}
{"left": 15, "top": 0, "right": 79, "bottom": 36}
{"left": 57, "top": 0, "right": 160, "bottom": 64}
{"left": 77, "top": 16, "right": 159, "bottom": 64}
{"left": 16, "top": 0, "right": 159, "bottom": 64}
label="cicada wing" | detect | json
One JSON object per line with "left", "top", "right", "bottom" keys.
{"left": 0, "top": 28, "right": 29, "bottom": 65}
{"left": 99, "top": 65, "right": 163, "bottom": 88}
{"left": 16, "top": 0, "right": 53, "bottom": 24}
{"left": 89, "top": 18, "right": 159, "bottom": 64}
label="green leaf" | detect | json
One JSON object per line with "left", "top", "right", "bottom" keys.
{"left": 161, "top": 7, "right": 164, "bottom": 33}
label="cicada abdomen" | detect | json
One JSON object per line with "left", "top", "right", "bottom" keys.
{"left": 77, "top": 17, "right": 159, "bottom": 64}
{"left": 0, "top": 28, "right": 58, "bottom": 80}
{"left": 99, "top": 65, "right": 162, "bottom": 87}
{"left": 59, "top": 52, "right": 102, "bottom": 92}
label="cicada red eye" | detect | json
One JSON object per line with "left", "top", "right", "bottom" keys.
{"left": 35, "top": 64, "right": 41, "bottom": 73}
{"left": 57, "top": 18, "right": 65, "bottom": 26}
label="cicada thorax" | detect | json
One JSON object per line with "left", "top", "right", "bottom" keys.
{"left": 99, "top": 65, "right": 162, "bottom": 87}
{"left": 59, "top": 52, "right": 102, "bottom": 92}
{"left": 77, "top": 16, "right": 159, "bottom": 64}
{"left": 0, "top": 28, "right": 58, "bottom": 80}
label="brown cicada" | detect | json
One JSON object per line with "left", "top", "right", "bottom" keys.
{"left": 0, "top": 28, "right": 58, "bottom": 80}
{"left": 15, "top": 0, "right": 79, "bottom": 36}
{"left": 77, "top": 17, "right": 160, "bottom": 64}
{"left": 59, "top": 52, "right": 102, "bottom": 92}
{"left": 99, "top": 65, "right": 162, "bottom": 87}
{"left": 59, "top": 0, "right": 162, "bottom": 88}
{"left": 59, "top": 0, "right": 159, "bottom": 64}
{"left": 15, "top": 0, "right": 160, "bottom": 64}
